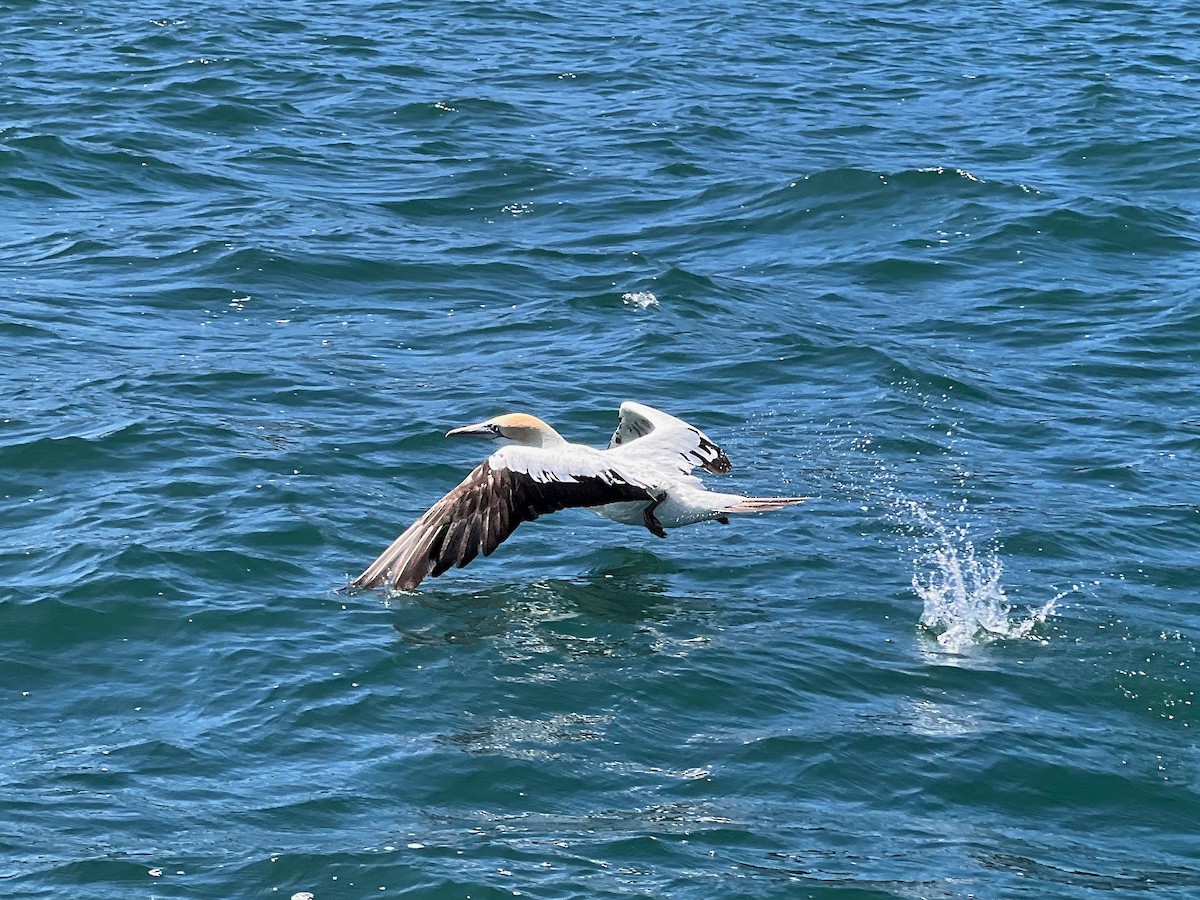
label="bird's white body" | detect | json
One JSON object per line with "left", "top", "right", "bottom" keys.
{"left": 593, "top": 484, "right": 743, "bottom": 529}
{"left": 351, "top": 401, "right": 805, "bottom": 592}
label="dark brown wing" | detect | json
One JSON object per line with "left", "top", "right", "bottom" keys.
{"left": 350, "top": 459, "right": 655, "bottom": 592}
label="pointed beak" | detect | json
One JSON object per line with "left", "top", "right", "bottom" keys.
{"left": 445, "top": 422, "right": 495, "bottom": 438}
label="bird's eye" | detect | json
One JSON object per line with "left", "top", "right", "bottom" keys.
{"left": 489, "top": 424, "right": 502, "bottom": 435}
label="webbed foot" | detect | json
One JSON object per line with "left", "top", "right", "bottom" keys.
{"left": 643, "top": 492, "right": 668, "bottom": 539}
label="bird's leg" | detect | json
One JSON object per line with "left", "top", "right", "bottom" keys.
{"left": 642, "top": 492, "right": 668, "bottom": 539}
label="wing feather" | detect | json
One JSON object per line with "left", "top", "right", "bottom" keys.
{"left": 608, "top": 401, "right": 732, "bottom": 476}
{"left": 351, "top": 449, "right": 655, "bottom": 592}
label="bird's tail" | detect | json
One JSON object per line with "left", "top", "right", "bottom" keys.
{"left": 721, "top": 496, "right": 808, "bottom": 513}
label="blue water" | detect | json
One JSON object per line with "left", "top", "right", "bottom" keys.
{"left": 3, "top": 2, "right": 1199, "bottom": 897}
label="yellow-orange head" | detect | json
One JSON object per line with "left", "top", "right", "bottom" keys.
{"left": 446, "top": 412, "right": 567, "bottom": 447}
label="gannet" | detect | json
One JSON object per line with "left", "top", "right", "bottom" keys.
{"left": 350, "top": 401, "right": 806, "bottom": 592}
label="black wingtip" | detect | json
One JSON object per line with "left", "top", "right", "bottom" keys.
{"left": 704, "top": 452, "right": 733, "bottom": 475}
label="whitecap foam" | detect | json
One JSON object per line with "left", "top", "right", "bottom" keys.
{"left": 621, "top": 290, "right": 659, "bottom": 309}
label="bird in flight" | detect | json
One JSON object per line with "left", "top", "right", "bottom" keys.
{"left": 350, "top": 401, "right": 806, "bottom": 592}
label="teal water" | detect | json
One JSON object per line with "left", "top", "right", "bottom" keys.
{"left": 3, "top": 2, "right": 1199, "bottom": 897}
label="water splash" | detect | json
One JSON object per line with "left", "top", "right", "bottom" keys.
{"left": 820, "top": 432, "right": 1065, "bottom": 653}
{"left": 902, "top": 502, "right": 1057, "bottom": 653}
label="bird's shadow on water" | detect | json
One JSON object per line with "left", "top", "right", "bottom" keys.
{"left": 382, "top": 547, "right": 689, "bottom": 648}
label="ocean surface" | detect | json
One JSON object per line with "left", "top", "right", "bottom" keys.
{"left": 3, "top": 2, "right": 1199, "bottom": 897}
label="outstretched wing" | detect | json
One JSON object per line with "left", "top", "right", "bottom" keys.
{"left": 351, "top": 446, "right": 656, "bottom": 592}
{"left": 607, "top": 401, "right": 732, "bottom": 476}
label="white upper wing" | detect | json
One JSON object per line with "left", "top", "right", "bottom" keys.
{"left": 606, "top": 401, "right": 732, "bottom": 476}
{"left": 489, "top": 443, "right": 653, "bottom": 487}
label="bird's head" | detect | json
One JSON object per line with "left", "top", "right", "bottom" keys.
{"left": 446, "top": 413, "right": 566, "bottom": 448}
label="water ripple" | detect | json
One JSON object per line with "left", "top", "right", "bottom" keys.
{"left": 4, "top": 1, "right": 1200, "bottom": 898}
